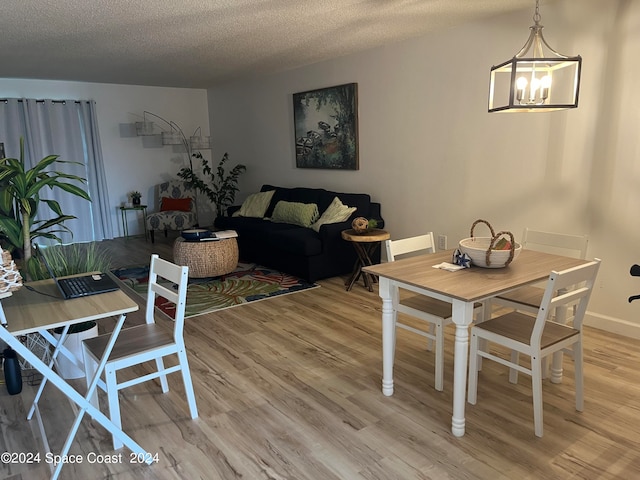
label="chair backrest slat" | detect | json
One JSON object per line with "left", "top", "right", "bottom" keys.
{"left": 523, "top": 228, "right": 589, "bottom": 259}
{"left": 386, "top": 233, "right": 436, "bottom": 261}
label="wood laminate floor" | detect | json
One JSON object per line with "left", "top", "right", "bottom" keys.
{"left": 1, "top": 234, "right": 639, "bottom": 479}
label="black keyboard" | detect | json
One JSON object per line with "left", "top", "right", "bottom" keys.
{"left": 64, "top": 277, "right": 91, "bottom": 296}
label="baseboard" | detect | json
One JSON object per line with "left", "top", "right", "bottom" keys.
{"left": 584, "top": 311, "right": 640, "bottom": 339}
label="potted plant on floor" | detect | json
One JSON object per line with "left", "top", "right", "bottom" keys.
{"left": 0, "top": 137, "right": 91, "bottom": 279}
{"left": 178, "top": 152, "right": 246, "bottom": 220}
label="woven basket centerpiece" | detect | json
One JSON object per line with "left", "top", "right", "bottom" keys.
{"left": 458, "top": 219, "right": 521, "bottom": 268}
{"left": 0, "top": 248, "right": 23, "bottom": 293}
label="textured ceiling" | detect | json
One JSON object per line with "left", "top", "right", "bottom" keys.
{"left": 1, "top": 0, "right": 533, "bottom": 89}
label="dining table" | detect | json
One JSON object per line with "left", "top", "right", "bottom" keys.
{"left": 362, "top": 248, "right": 588, "bottom": 437}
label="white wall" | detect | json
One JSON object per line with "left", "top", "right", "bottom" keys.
{"left": 207, "top": 0, "right": 640, "bottom": 338}
{"left": 0, "top": 79, "right": 210, "bottom": 236}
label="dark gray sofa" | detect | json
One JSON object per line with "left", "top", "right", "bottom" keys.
{"left": 214, "top": 184, "right": 384, "bottom": 282}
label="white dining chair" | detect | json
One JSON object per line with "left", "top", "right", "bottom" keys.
{"left": 490, "top": 229, "right": 589, "bottom": 377}
{"left": 82, "top": 254, "right": 198, "bottom": 449}
{"left": 467, "top": 259, "right": 600, "bottom": 437}
{"left": 493, "top": 228, "right": 589, "bottom": 314}
{"left": 385, "top": 233, "right": 482, "bottom": 391}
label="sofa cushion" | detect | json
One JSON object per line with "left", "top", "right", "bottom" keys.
{"left": 234, "top": 190, "right": 275, "bottom": 218}
{"left": 260, "top": 185, "right": 372, "bottom": 223}
{"left": 270, "top": 200, "right": 319, "bottom": 227}
{"left": 311, "top": 196, "right": 357, "bottom": 232}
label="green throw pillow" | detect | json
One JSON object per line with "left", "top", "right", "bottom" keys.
{"left": 311, "top": 196, "right": 357, "bottom": 232}
{"left": 270, "top": 200, "right": 319, "bottom": 228}
{"left": 233, "top": 190, "right": 275, "bottom": 218}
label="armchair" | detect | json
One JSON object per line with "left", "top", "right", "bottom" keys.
{"left": 146, "top": 181, "right": 197, "bottom": 242}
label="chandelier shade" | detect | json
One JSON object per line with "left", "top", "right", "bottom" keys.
{"left": 488, "top": 1, "right": 581, "bottom": 113}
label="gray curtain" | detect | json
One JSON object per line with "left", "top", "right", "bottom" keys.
{"left": 0, "top": 98, "right": 113, "bottom": 243}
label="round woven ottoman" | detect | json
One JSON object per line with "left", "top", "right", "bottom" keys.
{"left": 173, "top": 237, "right": 239, "bottom": 278}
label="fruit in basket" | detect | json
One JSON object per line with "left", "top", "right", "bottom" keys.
{"left": 493, "top": 237, "right": 512, "bottom": 250}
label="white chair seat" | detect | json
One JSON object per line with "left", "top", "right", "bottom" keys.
{"left": 83, "top": 324, "right": 174, "bottom": 364}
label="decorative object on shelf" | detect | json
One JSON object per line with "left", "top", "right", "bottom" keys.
{"left": 293, "top": 83, "right": 359, "bottom": 170}
{"left": 0, "top": 248, "right": 22, "bottom": 293}
{"left": 351, "top": 217, "right": 378, "bottom": 234}
{"left": 458, "top": 219, "right": 522, "bottom": 268}
{"left": 129, "top": 190, "right": 142, "bottom": 206}
{"left": 0, "top": 137, "right": 91, "bottom": 279}
{"left": 177, "top": 152, "right": 246, "bottom": 220}
{"left": 488, "top": 0, "right": 581, "bottom": 113}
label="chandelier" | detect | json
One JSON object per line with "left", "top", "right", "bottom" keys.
{"left": 488, "top": 0, "right": 582, "bottom": 113}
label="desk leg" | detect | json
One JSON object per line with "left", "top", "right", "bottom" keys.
{"left": 451, "top": 300, "right": 474, "bottom": 437}
{"left": 121, "top": 209, "right": 129, "bottom": 238}
{"left": 379, "top": 277, "right": 396, "bottom": 396}
{"left": 27, "top": 326, "right": 73, "bottom": 420}
{"left": 142, "top": 207, "right": 148, "bottom": 241}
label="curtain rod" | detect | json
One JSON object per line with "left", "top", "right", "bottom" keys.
{"left": 0, "top": 99, "right": 90, "bottom": 104}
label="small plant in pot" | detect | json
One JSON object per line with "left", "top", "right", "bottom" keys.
{"left": 129, "top": 191, "right": 142, "bottom": 206}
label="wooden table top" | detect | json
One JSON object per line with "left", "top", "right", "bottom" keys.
{"left": 341, "top": 228, "right": 390, "bottom": 242}
{"left": 363, "top": 249, "right": 588, "bottom": 302}
{"left": 1, "top": 278, "right": 138, "bottom": 336}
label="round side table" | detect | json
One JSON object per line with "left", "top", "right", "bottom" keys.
{"left": 173, "top": 237, "right": 239, "bottom": 278}
{"left": 341, "top": 228, "right": 390, "bottom": 291}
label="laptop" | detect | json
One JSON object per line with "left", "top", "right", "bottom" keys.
{"left": 35, "top": 245, "right": 120, "bottom": 299}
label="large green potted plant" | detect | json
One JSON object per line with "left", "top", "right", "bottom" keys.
{"left": 178, "top": 152, "right": 246, "bottom": 219}
{"left": 0, "top": 138, "right": 91, "bottom": 278}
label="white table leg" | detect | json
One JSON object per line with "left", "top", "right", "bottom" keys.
{"left": 550, "top": 292, "right": 568, "bottom": 383}
{"left": 379, "top": 277, "right": 395, "bottom": 396}
{"left": 451, "top": 299, "right": 474, "bottom": 437}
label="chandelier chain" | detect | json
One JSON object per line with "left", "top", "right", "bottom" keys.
{"left": 533, "top": 0, "right": 541, "bottom": 25}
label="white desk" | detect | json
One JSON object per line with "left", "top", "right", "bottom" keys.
{"left": 0, "top": 278, "right": 153, "bottom": 479}
{"left": 363, "top": 249, "right": 587, "bottom": 437}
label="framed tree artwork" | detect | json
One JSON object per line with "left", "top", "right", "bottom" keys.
{"left": 293, "top": 83, "right": 359, "bottom": 170}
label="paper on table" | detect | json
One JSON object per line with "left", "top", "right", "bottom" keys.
{"left": 432, "top": 262, "right": 465, "bottom": 272}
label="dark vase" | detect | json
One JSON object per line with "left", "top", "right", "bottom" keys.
{"left": 132, "top": 197, "right": 141, "bottom": 206}
{"left": 3, "top": 347, "right": 22, "bottom": 395}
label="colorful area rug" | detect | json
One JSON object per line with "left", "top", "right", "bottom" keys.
{"left": 111, "top": 262, "right": 319, "bottom": 319}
